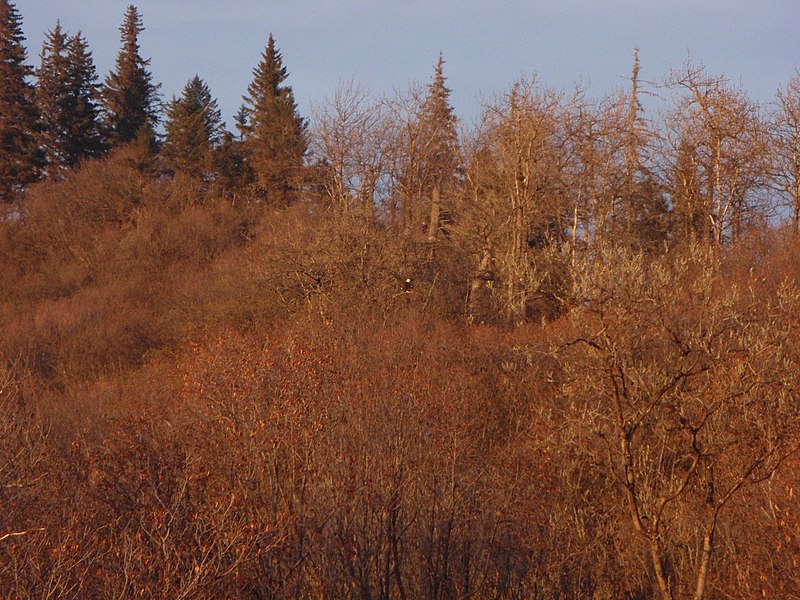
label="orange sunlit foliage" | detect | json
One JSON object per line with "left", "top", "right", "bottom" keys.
{"left": 4, "top": 60, "right": 800, "bottom": 598}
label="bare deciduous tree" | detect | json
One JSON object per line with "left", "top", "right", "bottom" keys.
{"left": 460, "top": 77, "right": 569, "bottom": 325}
{"left": 665, "top": 61, "right": 769, "bottom": 245}
{"left": 558, "top": 245, "right": 800, "bottom": 599}
{"left": 769, "top": 71, "right": 800, "bottom": 230}
{"left": 311, "top": 81, "right": 391, "bottom": 221}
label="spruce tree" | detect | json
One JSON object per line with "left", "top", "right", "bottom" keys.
{"left": 234, "top": 104, "right": 249, "bottom": 141}
{"left": 419, "top": 53, "right": 458, "bottom": 242}
{"left": 163, "top": 75, "right": 223, "bottom": 177}
{"left": 0, "top": 0, "right": 41, "bottom": 200}
{"left": 419, "top": 53, "right": 459, "bottom": 185}
{"left": 241, "top": 34, "right": 307, "bottom": 201}
{"left": 65, "top": 32, "right": 105, "bottom": 162}
{"left": 36, "top": 22, "right": 70, "bottom": 173}
{"left": 214, "top": 131, "right": 254, "bottom": 192}
{"left": 103, "top": 4, "right": 160, "bottom": 145}
{"left": 37, "top": 25, "right": 105, "bottom": 175}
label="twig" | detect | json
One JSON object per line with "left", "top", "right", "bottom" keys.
{"left": 0, "top": 528, "right": 45, "bottom": 543}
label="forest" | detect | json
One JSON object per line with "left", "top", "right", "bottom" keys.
{"left": 2, "top": 2, "right": 800, "bottom": 598}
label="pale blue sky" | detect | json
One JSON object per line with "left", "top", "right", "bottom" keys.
{"left": 16, "top": 1, "right": 800, "bottom": 128}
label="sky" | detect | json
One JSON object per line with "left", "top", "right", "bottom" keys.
{"left": 16, "top": 0, "right": 800, "bottom": 130}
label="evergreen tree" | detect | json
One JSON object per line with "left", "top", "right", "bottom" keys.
{"left": 163, "top": 75, "right": 223, "bottom": 177}
{"left": 420, "top": 54, "right": 459, "bottom": 182}
{"left": 241, "top": 34, "right": 307, "bottom": 201}
{"left": 123, "top": 121, "right": 159, "bottom": 172}
{"left": 214, "top": 129, "right": 252, "bottom": 193}
{"left": 234, "top": 104, "right": 249, "bottom": 141}
{"left": 65, "top": 32, "right": 105, "bottom": 162}
{"left": 0, "top": 0, "right": 41, "bottom": 200}
{"left": 418, "top": 53, "right": 459, "bottom": 242}
{"left": 36, "top": 22, "right": 70, "bottom": 174}
{"left": 103, "top": 4, "right": 160, "bottom": 145}
{"left": 37, "top": 25, "right": 105, "bottom": 175}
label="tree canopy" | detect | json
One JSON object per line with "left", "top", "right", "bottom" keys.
{"left": 241, "top": 33, "right": 307, "bottom": 202}
{"left": 0, "top": 0, "right": 41, "bottom": 200}
{"left": 163, "top": 75, "right": 224, "bottom": 177}
{"left": 102, "top": 4, "right": 160, "bottom": 145}
{"left": 37, "top": 24, "right": 105, "bottom": 174}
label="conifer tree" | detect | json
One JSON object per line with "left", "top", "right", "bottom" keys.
{"left": 419, "top": 53, "right": 459, "bottom": 242}
{"left": 241, "top": 34, "right": 307, "bottom": 201}
{"left": 36, "top": 22, "right": 70, "bottom": 174}
{"left": 214, "top": 129, "right": 252, "bottom": 192}
{"left": 234, "top": 105, "right": 249, "bottom": 141}
{"left": 103, "top": 5, "right": 160, "bottom": 145}
{"left": 163, "top": 75, "right": 223, "bottom": 177}
{"left": 394, "top": 55, "right": 460, "bottom": 238}
{"left": 37, "top": 25, "right": 105, "bottom": 175}
{"left": 0, "top": 0, "right": 41, "bottom": 200}
{"left": 65, "top": 32, "right": 105, "bottom": 162}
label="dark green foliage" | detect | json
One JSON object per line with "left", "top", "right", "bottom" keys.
{"left": 241, "top": 34, "right": 307, "bottom": 202}
{"left": 629, "top": 174, "right": 671, "bottom": 252}
{"left": 234, "top": 104, "right": 249, "bottom": 141}
{"left": 102, "top": 5, "right": 160, "bottom": 145}
{"left": 419, "top": 53, "right": 459, "bottom": 189}
{"left": 213, "top": 130, "right": 253, "bottom": 193}
{"left": 0, "top": 0, "right": 42, "bottom": 200}
{"left": 163, "top": 75, "right": 223, "bottom": 178}
{"left": 36, "top": 24, "right": 105, "bottom": 175}
{"left": 65, "top": 32, "right": 106, "bottom": 161}
{"left": 419, "top": 53, "right": 459, "bottom": 248}
{"left": 35, "top": 22, "right": 70, "bottom": 174}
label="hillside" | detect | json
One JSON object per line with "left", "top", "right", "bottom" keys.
{"left": 3, "top": 1, "right": 800, "bottom": 596}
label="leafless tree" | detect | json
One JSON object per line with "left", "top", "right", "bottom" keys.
{"left": 769, "top": 71, "right": 800, "bottom": 230}
{"left": 664, "top": 60, "right": 770, "bottom": 244}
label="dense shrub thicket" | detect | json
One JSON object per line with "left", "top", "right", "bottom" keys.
{"left": 2, "top": 149, "right": 800, "bottom": 598}
{"left": 4, "top": 2, "right": 800, "bottom": 598}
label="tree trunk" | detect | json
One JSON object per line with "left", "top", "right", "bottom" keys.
{"left": 427, "top": 184, "right": 441, "bottom": 243}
